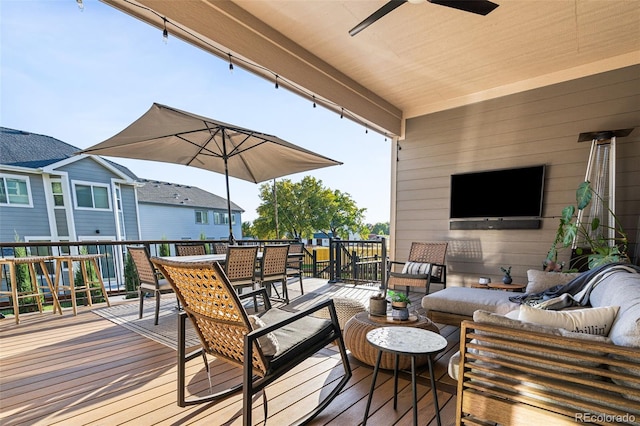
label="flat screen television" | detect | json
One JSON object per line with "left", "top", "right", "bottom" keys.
{"left": 449, "top": 165, "right": 545, "bottom": 229}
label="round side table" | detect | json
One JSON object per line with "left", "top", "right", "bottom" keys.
{"left": 362, "top": 327, "right": 447, "bottom": 426}
{"left": 343, "top": 311, "right": 440, "bottom": 369}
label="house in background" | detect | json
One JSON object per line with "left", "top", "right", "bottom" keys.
{"left": 136, "top": 178, "right": 243, "bottom": 241}
{"left": 0, "top": 127, "right": 243, "bottom": 246}
{"left": 0, "top": 127, "right": 140, "bottom": 247}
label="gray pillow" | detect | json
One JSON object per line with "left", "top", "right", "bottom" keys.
{"left": 526, "top": 269, "right": 581, "bottom": 294}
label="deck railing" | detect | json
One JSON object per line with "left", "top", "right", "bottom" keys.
{"left": 0, "top": 238, "right": 387, "bottom": 311}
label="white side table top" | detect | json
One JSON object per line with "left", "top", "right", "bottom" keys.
{"left": 366, "top": 327, "right": 447, "bottom": 356}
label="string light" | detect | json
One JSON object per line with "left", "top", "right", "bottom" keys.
{"left": 115, "top": 0, "right": 391, "bottom": 139}
{"left": 162, "top": 17, "right": 168, "bottom": 43}
{"left": 76, "top": 0, "right": 84, "bottom": 11}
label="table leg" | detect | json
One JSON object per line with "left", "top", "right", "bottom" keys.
{"left": 363, "top": 349, "right": 383, "bottom": 425}
{"left": 9, "top": 263, "right": 19, "bottom": 324}
{"left": 427, "top": 355, "right": 441, "bottom": 426}
{"left": 38, "top": 260, "right": 62, "bottom": 315}
{"left": 393, "top": 353, "right": 399, "bottom": 409}
{"left": 411, "top": 355, "right": 418, "bottom": 426}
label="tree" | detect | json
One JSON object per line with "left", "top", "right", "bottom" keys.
{"left": 369, "top": 222, "right": 389, "bottom": 236}
{"left": 252, "top": 176, "right": 367, "bottom": 240}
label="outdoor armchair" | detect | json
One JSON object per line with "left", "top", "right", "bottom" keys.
{"left": 212, "top": 241, "right": 229, "bottom": 254}
{"left": 127, "top": 245, "right": 174, "bottom": 325}
{"left": 388, "top": 241, "right": 448, "bottom": 295}
{"left": 150, "top": 257, "right": 352, "bottom": 426}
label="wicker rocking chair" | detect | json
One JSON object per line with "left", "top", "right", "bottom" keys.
{"left": 150, "top": 257, "right": 352, "bottom": 426}
{"left": 388, "top": 241, "right": 448, "bottom": 295}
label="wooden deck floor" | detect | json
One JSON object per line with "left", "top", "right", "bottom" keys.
{"left": 0, "top": 279, "right": 459, "bottom": 426}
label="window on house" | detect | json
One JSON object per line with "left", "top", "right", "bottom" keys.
{"left": 195, "top": 210, "right": 209, "bottom": 224}
{"left": 213, "top": 212, "right": 236, "bottom": 225}
{"left": 51, "top": 181, "right": 64, "bottom": 207}
{"left": 74, "top": 183, "right": 110, "bottom": 210}
{"left": 0, "top": 175, "right": 32, "bottom": 206}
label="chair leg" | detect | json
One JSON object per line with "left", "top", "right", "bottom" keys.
{"left": 154, "top": 290, "right": 161, "bottom": 326}
{"left": 298, "top": 274, "right": 304, "bottom": 295}
{"left": 139, "top": 289, "right": 144, "bottom": 319}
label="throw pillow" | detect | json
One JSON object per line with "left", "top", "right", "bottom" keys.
{"left": 401, "top": 261, "right": 431, "bottom": 275}
{"left": 248, "top": 315, "right": 279, "bottom": 356}
{"left": 526, "top": 269, "right": 582, "bottom": 294}
{"left": 518, "top": 304, "right": 619, "bottom": 336}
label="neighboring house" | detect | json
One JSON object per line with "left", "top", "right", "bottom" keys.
{"left": 136, "top": 178, "right": 243, "bottom": 241}
{"left": 0, "top": 127, "right": 243, "bottom": 246}
{"left": 0, "top": 127, "right": 140, "bottom": 247}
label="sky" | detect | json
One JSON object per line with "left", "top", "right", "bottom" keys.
{"left": 0, "top": 0, "right": 391, "bottom": 224}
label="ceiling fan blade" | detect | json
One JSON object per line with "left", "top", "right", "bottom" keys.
{"left": 349, "top": 0, "right": 408, "bottom": 37}
{"left": 428, "top": 0, "right": 499, "bottom": 16}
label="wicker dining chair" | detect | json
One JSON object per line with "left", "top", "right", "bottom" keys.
{"left": 149, "top": 257, "right": 352, "bottom": 426}
{"left": 387, "top": 241, "right": 448, "bottom": 295}
{"left": 286, "top": 242, "right": 305, "bottom": 295}
{"left": 127, "top": 245, "right": 175, "bottom": 325}
{"left": 175, "top": 243, "right": 206, "bottom": 256}
{"left": 212, "top": 242, "right": 229, "bottom": 255}
{"left": 257, "top": 244, "right": 290, "bottom": 303}
{"left": 225, "top": 245, "right": 259, "bottom": 293}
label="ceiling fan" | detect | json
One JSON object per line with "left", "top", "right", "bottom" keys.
{"left": 349, "top": 0, "right": 499, "bottom": 36}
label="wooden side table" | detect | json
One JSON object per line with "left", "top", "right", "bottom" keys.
{"left": 0, "top": 256, "right": 61, "bottom": 324}
{"left": 472, "top": 282, "right": 526, "bottom": 292}
{"left": 362, "top": 327, "right": 447, "bottom": 426}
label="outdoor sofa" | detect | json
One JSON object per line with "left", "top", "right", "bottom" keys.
{"left": 423, "top": 264, "right": 640, "bottom": 424}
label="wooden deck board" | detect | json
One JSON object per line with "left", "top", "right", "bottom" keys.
{"left": 0, "top": 279, "right": 460, "bottom": 425}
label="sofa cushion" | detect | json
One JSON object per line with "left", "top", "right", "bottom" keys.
{"left": 518, "top": 304, "right": 619, "bottom": 336}
{"left": 588, "top": 268, "right": 640, "bottom": 347}
{"left": 526, "top": 269, "right": 581, "bottom": 294}
{"left": 422, "top": 287, "right": 520, "bottom": 317}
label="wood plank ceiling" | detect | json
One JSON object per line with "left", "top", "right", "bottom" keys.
{"left": 101, "top": 0, "right": 640, "bottom": 137}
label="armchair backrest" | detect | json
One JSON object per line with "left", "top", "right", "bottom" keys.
{"left": 128, "top": 246, "right": 159, "bottom": 286}
{"left": 150, "top": 257, "right": 268, "bottom": 375}
{"left": 225, "top": 245, "right": 259, "bottom": 283}
{"left": 408, "top": 242, "right": 448, "bottom": 265}
{"left": 175, "top": 243, "right": 206, "bottom": 256}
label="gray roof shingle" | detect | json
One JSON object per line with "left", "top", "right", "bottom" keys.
{"left": 136, "top": 179, "right": 243, "bottom": 212}
{"left": 0, "top": 126, "right": 138, "bottom": 178}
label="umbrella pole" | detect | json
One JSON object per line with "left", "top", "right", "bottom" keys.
{"left": 222, "top": 133, "right": 235, "bottom": 244}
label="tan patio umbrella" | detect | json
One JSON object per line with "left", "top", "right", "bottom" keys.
{"left": 78, "top": 103, "right": 342, "bottom": 242}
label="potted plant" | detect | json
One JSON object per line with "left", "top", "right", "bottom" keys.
{"left": 387, "top": 290, "right": 411, "bottom": 320}
{"left": 500, "top": 266, "right": 512, "bottom": 284}
{"left": 546, "top": 181, "right": 629, "bottom": 270}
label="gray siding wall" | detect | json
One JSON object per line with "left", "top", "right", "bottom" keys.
{"left": 0, "top": 172, "right": 51, "bottom": 242}
{"left": 120, "top": 185, "right": 139, "bottom": 240}
{"left": 395, "top": 65, "right": 640, "bottom": 287}
{"left": 60, "top": 159, "right": 120, "bottom": 238}
{"left": 138, "top": 204, "right": 241, "bottom": 241}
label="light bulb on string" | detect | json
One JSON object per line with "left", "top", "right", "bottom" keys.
{"left": 162, "top": 18, "right": 169, "bottom": 44}
{"left": 76, "top": 0, "right": 84, "bottom": 11}
{"left": 312, "top": 95, "right": 316, "bottom": 108}
{"left": 275, "top": 75, "right": 279, "bottom": 89}
{"left": 228, "top": 54, "right": 234, "bottom": 72}
{"left": 340, "top": 108, "right": 344, "bottom": 119}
